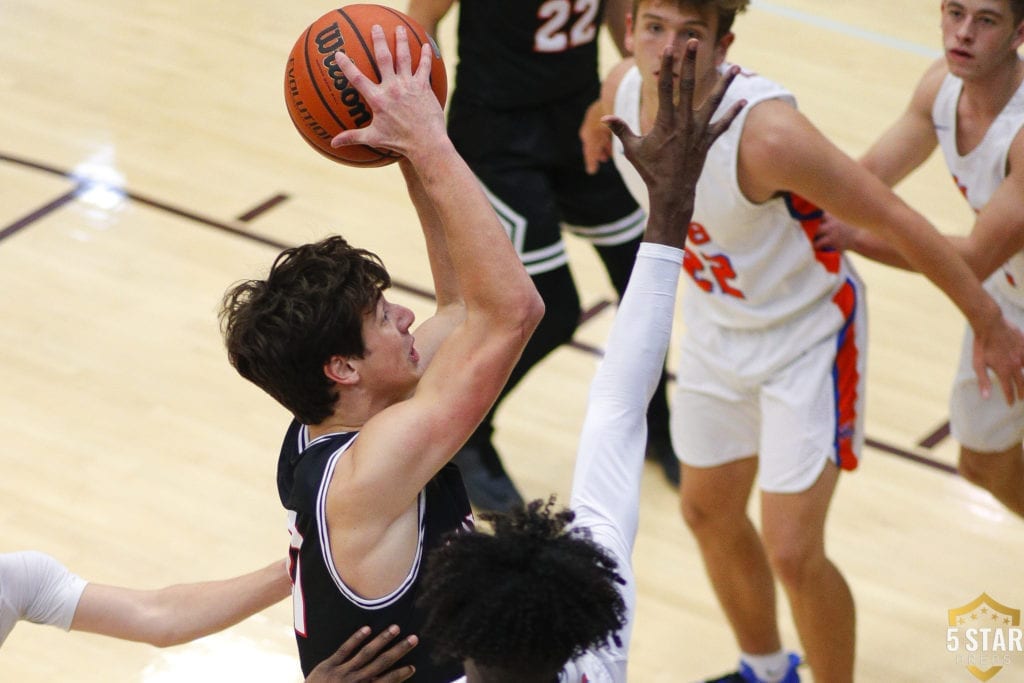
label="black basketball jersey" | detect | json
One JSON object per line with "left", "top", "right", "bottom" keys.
{"left": 277, "top": 419, "right": 472, "bottom": 680}
{"left": 453, "top": 0, "right": 608, "bottom": 109}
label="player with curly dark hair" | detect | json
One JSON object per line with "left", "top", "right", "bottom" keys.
{"left": 418, "top": 498, "right": 627, "bottom": 680}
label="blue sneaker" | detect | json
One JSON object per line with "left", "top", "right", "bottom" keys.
{"left": 705, "top": 652, "right": 801, "bottom": 683}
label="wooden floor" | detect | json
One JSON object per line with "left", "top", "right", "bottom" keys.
{"left": 2, "top": 0, "right": 1023, "bottom": 681}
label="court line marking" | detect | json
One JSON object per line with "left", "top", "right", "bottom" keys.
{"left": 0, "top": 187, "right": 81, "bottom": 242}
{"left": 0, "top": 150, "right": 956, "bottom": 475}
{"left": 237, "top": 193, "right": 291, "bottom": 223}
{"left": 753, "top": 1, "right": 942, "bottom": 59}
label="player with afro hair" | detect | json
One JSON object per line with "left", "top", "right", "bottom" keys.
{"left": 417, "top": 498, "right": 627, "bottom": 681}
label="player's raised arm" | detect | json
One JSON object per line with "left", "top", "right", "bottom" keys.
{"left": 329, "top": 25, "right": 543, "bottom": 511}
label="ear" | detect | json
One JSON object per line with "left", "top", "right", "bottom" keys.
{"left": 713, "top": 31, "right": 735, "bottom": 66}
{"left": 1013, "top": 17, "right": 1024, "bottom": 51}
{"left": 324, "top": 355, "right": 359, "bottom": 386}
{"left": 625, "top": 12, "right": 635, "bottom": 53}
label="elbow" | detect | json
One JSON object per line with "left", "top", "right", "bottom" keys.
{"left": 149, "top": 633, "right": 187, "bottom": 649}
{"left": 498, "top": 289, "right": 545, "bottom": 349}
{"left": 144, "top": 624, "right": 192, "bottom": 649}
{"left": 133, "top": 603, "right": 199, "bottom": 648}
{"left": 517, "top": 290, "right": 546, "bottom": 338}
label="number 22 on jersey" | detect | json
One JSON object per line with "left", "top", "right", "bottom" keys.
{"left": 684, "top": 222, "right": 746, "bottom": 298}
{"left": 535, "top": 0, "right": 599, "bottom": 52}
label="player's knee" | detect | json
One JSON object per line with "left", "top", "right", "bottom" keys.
{"left": 764, "top": 539, "right": 821, "bottom": 589}
{"left": 680, "top": 494, "right": 726, "bottom": 534}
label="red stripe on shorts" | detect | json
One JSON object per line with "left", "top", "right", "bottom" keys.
{"left": 832, "top": 280, "right": 860, "bottom": 470}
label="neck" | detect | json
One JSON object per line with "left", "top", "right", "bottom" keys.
{"left": 958, "top": 54, "right": 1024, "bottom": 117}
{"left": 307, "top": 417, "right": 361, "bottom": 439}
{"left": 307, "top": 383, "right": 414, "bottom": 439}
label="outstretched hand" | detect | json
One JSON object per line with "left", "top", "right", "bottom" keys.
{"left": 972, "top": 315, "right": 1024, "bottom": 405}
{"left": 602, "top": 39, "right": 744, "bottom": 247}
{"left": 329, "top": 25, "right": 446, "bottom": 161}
{"left": 304, "top": 625, "right": 418, "bottom": 683}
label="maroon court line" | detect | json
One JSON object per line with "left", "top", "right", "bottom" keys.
{"left": 866, "top": 437, "right": 957, "bottom": 474}
{"left": 918, "top": 421, "right": 951, "bottom": 449}
{"left": 0, "top": 188, "right": 81, "bottom": 242}
{"left": 0, "top": 150, "right": 962, "bottom": 477}
{"left": 579, "top": 299, "right": 612, "bottom": 325}
{"left": 237, "top": 193, "right": 290, "bottom": 222}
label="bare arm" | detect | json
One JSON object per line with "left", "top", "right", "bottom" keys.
{"left": 70, "top": 560, "right": 290, "bottom": 648}
{"left": 328, "top": 28, "right": 543, "bottom": 515}
{"left": 959, "top": 135, "right": 1024, "bottom": 276}
{"left": 405, "top": 0, "right": 456, "bottom": 42}
{"left": 816, "top": 61, "right": 947, "bottom": 267}
{"left": 844, "top": 122, "right": 1024, "bottom": 283}
{"left": 741, "top": 100, "right": 1024, "bottom": 402}
{"left": 818, "top": 60, "right": 1024, "bottom": 283}
{"left": 396, "top": 159, "right": 465, "bottom": 369}
{"left": 603, "top": 0, "right": 631, "bottom": 57}
{"left": 860, "top": 59, "right": 946, "bottom": 186}
{"left": 581, "top": 58, "right": 636, "bottom": 174}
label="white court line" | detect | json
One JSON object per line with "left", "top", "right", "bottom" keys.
{"left": 753, "top": 1, "right": 942, "bottom": 58}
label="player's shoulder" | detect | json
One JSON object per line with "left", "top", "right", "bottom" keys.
{"left": 911, "top": 58, "right": 951, "bottom": 108}
{"left": 602, "top": 58, "right": 636, "bottom": 106}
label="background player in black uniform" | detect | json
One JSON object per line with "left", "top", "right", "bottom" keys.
{"left": 220, "top": 27, "right": 543, "bottom": 679}
{"left": 407, "top": 0, "right": 680, "bottom": 512}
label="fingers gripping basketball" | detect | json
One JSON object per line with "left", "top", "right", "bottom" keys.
{"left": 284, "top": 4, "right": 447, "bottom": 167}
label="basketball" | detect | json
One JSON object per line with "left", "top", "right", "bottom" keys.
{"left": 284, "top": 4, "right": 447, "bottom": 167}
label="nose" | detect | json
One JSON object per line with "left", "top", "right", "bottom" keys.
{"left": 956, "top": 17, "right": 975, "bottom": 42}
{"left": 665, "top": 34, "right": 685, "bottom": 55}
{"left": 397, "top": 304, "right": 415, "bottom": 332}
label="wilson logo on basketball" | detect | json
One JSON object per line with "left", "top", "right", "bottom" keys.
{"left": 315, "top": 23, "right": 371, "bottom": 128}
{"left": 284, "top": 5, "right": 447, "bottom": 167}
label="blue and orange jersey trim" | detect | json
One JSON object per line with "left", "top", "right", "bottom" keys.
{"left": 785, "top": 192, "right": 840, "bottom": 274}
{"left": 831, "top": 278, "right": 861, "bottom": 471}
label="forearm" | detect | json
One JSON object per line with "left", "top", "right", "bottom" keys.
{"left": 399, "top": 160, "right": 460, "bottom": 306}
{"left": 643, "top": 191, "right": 693, "bottom": 249}
{"left": 603, "top": 0, "right": 630, "bottom": 57}
{"left": 849, "top": 226, "right": 915, "bottom": 269}
{"left": 406, "top": 139, "right": 541, "bottom": 328}
{"left": 571, "top": 243, "right": 682, "bottom": 539}
{"left": 71, "top": 560, "right": 291, "bottom": 647}
{"left": 884, "top": 206, "right": 1002, "bottom": 334}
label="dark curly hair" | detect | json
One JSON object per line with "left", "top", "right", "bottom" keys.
{"left": 218, "top": 235, "right": 390, "bottom": 425}
{"left": 417, "top": 497, "right": 627, "bottom": 680}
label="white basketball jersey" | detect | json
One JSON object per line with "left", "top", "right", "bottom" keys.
{"left": 933, "top": 72, "right": 1024, "bottom": 306}
{"left": 613, "top": 65, "right": 851, "bottom": 329}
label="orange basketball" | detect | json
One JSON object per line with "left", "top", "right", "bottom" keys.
{"left": 284, "top": 4, "right": 447, "bottom": 167}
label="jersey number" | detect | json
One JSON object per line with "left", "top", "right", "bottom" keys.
{"left": 535, "top": 0, "right": 599, "bottom": 53}
{"left": 287, "top": 514, "right": 308, "bottom": 636}
{"left": 683, "top": 222, "right": 745, "bottom": 298}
